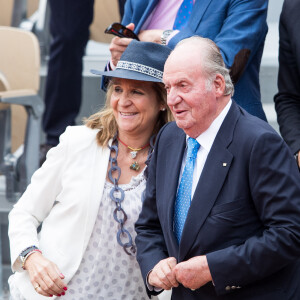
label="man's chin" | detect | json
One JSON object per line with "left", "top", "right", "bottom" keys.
{"left": 176, "top": 119, "right": 188, "bottom": 128}
{"left": 175, "top": 120, "right": 200, "bottom": 137}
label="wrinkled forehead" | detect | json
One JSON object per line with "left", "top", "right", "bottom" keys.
{"left": 165, "top": 45, "right": 203, "bottom": 72}
{"left": 164, "top": 52, "right": 204, "bottom": 84}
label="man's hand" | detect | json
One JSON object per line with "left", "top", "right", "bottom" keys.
{"left": 138, "top": 29, "right": 164, "bottom": 44}
{"left": 109, "top": 23, "right": 135, "bottom": 66}
{"left": 174, "top": 256, "right": 212, "bottom": 290}
{"left": 148, "top": 257, "right": 179, "bottom": 290}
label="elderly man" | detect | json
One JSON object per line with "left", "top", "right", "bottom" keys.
{"left": 135, "top": 37, "right": 300, "bottom": 300}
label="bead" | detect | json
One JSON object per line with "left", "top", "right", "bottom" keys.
{"left": 130, "top": 162, "right": 140, "bottom": 171}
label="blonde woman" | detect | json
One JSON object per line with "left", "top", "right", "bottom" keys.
{"left": 8, "top": 40, "right": 172, "bottom": 300}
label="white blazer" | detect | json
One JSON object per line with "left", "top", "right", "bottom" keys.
{"left": 8, "top": 126, "right": 111, "bottom": 300}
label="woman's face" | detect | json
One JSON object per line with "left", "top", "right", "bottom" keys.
{"left": 110, "top": 78, "right": 163, "bottom": 139}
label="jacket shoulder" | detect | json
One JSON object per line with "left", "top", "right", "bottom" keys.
{"left": 59, "top": 125, "right": 100, "bottom": 151}
{"left": 62, "top": 125, "right": 98, "bottom": 140}
{"left": 159, "top": 121, "right": 183, "bottom": 138}
{"left": 238, "top": 108, "right": 278, "bottom": 137}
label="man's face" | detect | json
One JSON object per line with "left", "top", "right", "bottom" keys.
{"left": 163, "top": 47, "right": 219, "bottom": 138}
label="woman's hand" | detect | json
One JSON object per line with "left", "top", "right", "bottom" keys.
{"left": 24, "top": 252, "right": 67, "bottom": 297}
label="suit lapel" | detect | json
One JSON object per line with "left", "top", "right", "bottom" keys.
{"left": 164, "top": 128, "right": 186, "bottom": 253}
{"left": 83, "top": 140, "right": 111, "bottom": 247}
{"left": 135, "top": 0, "right": 159, "bottom": 32}
{"left": 136, "top": 0, "right": 212, "bottom": 32}
{"left": 189, "top": 0, "right": 213, "bottom": 30}
{"left": 178, "top": 102, "right": 240, "bottom": 260}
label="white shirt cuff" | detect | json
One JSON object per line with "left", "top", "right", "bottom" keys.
{"left": 108, "top": 58, "right": 116, "bottom": 70}
{"left": 146, "top": 270, "right": 163, "bottom": 292}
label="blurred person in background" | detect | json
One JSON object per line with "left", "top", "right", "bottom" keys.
{"left": 274, "top": 0, "right": 300, "bottom": 169}
{"left": 106, "top": 0, "right": 268, "bottom": 122}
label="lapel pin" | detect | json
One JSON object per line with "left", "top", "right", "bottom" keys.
{"left": 223, "top": 163, "right": 227, "bottom": 167}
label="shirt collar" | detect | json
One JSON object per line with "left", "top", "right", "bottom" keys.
{"left": 186, "top": 99, "right": 232, "bottom": 152}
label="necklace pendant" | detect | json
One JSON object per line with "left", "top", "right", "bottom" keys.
{"left": 130, "top": 151, "right": 138, "bottom": 159}
{"left": 130, "top": 161, "right": 140, "bottom": 171}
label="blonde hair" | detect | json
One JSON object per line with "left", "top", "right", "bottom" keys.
{"left": 85, "top": 81, "right": 173, "bottom": 146}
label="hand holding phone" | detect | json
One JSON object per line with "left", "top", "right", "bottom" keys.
{"left": 105, "top": 22, "right": 139, "bottom": 41}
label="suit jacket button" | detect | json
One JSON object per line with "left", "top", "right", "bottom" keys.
{"left": 225, "top": 286, "right": 231, "bottom": 291}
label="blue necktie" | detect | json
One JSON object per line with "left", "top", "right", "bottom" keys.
{"left": 173, "top": 0, "right": 194, "bottom": 30}
{"left": 174, "top": 137, "right": 200, "bottom": 243}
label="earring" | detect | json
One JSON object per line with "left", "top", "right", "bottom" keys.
{"left": 161, "top": 108, "right": 166, "bottom": 111}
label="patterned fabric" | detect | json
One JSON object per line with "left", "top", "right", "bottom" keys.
{"left": 174, "top": 137, "right": 200, "bottom": 243}
{"left": 8, "top": 171, "right": 150, "bottom": 300}
{"left": 117, "top": 60, "right": 163, "bottom": 80}
{"left": 173, "top": 0, "right": 194, "bottom": 30}
{"left": 63, "top": 171, "right": 148, "bottom": 300}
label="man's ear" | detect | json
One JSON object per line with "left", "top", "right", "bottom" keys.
{"left": 214, "top": 74, "right": 226, "bottom": 97}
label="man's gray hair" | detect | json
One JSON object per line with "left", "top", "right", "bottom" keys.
{"left": 175, "top": 36, "right": 234, "bottom": 96}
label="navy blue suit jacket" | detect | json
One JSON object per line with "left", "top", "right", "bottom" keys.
{"left": 135, "top": 101, "right": 300, "bottom": 299}
{"left": 122, "top": 0, "right": 268, "bottom": 121}
{"left": 274, "top": 0, "right": 300, "bottom": 155}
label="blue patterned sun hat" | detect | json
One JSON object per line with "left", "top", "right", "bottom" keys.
{"left": 91, "top": 40, "right": 171, "bottom": 83}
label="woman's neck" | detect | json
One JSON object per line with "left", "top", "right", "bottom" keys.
{"left": 107, "top": 135, "right": 151, "bottom": 184}
{"left": 117, "top": 132, "right": 152, "bottom": 150}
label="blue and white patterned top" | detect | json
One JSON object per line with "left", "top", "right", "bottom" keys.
{"left": 9, "top": 171, "right": 151, "bottom": 300}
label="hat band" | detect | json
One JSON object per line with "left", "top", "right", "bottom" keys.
{"left": 116, "top": 60, "right": 163, "bottom": 80}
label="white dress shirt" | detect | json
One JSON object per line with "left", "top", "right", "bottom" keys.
{"left": 179, "top": 100, "right": 232, "bottom": 198}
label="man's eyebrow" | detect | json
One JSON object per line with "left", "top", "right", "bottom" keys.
{"left": 164, "top": 78, "right": 188, "bottom": 85}
{"left": 175, "top": 78, "right": 189, "bottom": 85}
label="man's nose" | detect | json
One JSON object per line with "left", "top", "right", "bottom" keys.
{"left": 167, "top": 87, "right": 180, "bottom": 106}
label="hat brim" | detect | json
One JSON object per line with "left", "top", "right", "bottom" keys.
{"left": 90, "top": 69, "right": 162, "bottom": 83}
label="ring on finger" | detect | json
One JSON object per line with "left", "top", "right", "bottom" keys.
{"left": 34, "top": 284, "right": 40, "bottom": 290}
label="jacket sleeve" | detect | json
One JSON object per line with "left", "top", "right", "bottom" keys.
{"left": 135, "top": 125, "right": 169, "bottom": 297}
{"left": 206, "top": 132, "right": 300, "bottom": 295}
{"left": 274, "top": 0, "right": 300, "bottom": 154}
{"left": 8, "top": 127, "right": 71, "bottom": 272}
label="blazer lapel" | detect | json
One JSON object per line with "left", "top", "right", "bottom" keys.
{"left": 164, "top": 129, "right": 186, "bottom": 253}
{"left": 179, "top": 102, "right": 240, "bottom": 260}
{"left": 135, "top": 0, "right": 159, "bottom": 32}
{"left": 189, "top": 0, "right": 213, "bottom": 30}
{"left": 83, "top": 140, "right": 111, "bottom": 247}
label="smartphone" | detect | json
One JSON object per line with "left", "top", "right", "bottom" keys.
{"left": 105, "top": 22, "right": 140, "bottom": 41}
